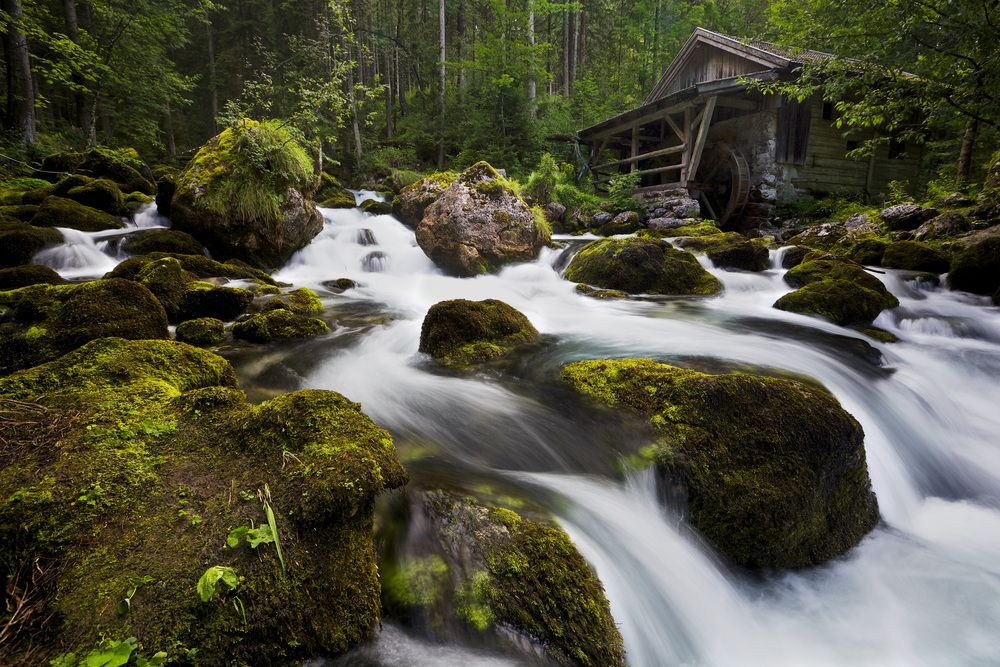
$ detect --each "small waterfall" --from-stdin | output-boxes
[362,250,388,272]
[357,228,378,246]
[33,227,119,279]
[130,203,169,229]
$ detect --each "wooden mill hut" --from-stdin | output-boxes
[576,28,923,227]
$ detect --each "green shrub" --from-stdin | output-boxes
[607,170,641,213]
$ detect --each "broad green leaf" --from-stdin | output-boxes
[247,523,275,548]
[226,525,249,547]
[197,565,238,602]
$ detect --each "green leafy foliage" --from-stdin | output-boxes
[607,170,642,213]
[197,565,240,602]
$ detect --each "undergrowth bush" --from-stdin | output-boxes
[199,118,314,224]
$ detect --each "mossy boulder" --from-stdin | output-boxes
[784,257,895,299]
[881,240,950,273]
[415,163,549,277]
[845,238,889,266]
[132,258,255,324]
[948,237,1000,296]
[30,196,122,232]
[232,309,330,343]
[39,149,155,195]
[121,230,207,257]
[65,178,124,215]
[0,337,407,665]
[775,279,894,326]
[595,211,641,236]
[178,282,255,322]
[0,278,169,374]
[175,317,226,345]
[106,252,279,287]
[564,237,722,296]
[170,119,323,269]
[0,203,40,221]
[381,491,624,667]
[152,165,179,218]
[359,198,393,215]
[637,221,721,239]
[261,288,324,315]
[0,220,63,268]
[0,176,51,205]
[418,299,539,365]
[393,172,457,228]
[315,172,355,209]
[706,238,771,272]
[0,265,65,289]
[780,245,812,268]
[561,358,879,569]
[673,231,746,253]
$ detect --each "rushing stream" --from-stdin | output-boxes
[42,205,1000,666]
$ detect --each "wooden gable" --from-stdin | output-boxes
[645,29,793,103]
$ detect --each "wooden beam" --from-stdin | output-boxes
[594,162,685,184]
[685,95,718,186]
[587,99,697,141]
[664,114,685,143]
[592,144,686,171]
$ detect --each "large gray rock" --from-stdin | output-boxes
[914,213,971,241]
[647,216,688,230]
[393,173,456,228]
[415,162,549,277]
[170,121,323,270]
[880,203,938,231]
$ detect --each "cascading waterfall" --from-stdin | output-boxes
[273,207,1000,667]
[32,203,170,279]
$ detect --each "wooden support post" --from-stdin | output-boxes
[681,107,694,186]
[686,95,718,187]
[631,127,639,172]
[665,114,684,143]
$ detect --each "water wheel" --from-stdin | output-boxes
[691,143,750,225]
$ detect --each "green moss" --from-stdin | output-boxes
[106,252,279,287]
[393,172,458,227]
[949,238,1000,296]
[0,221,63,269]
[0,338,407,664]
[359,199,392,215]
[383,555,450,607]
[122,230,206,257]
[638,221,721,239]
[0,177,51,205]
[178,282,254,322]
[174,119,314,226]
[775,279,892,325]
[262,288,324,315]
[231,310,330,343]
[706,238,771,272]
[418,299,539,365]
[846,238,890,266]
[564,237,722,296]
[673,231,745,253]
[0,265,64,289]
[561,359,879,568]
[418,493,625,667]
[881,241,950,273]
[0,204,40,221]
[575,284,630,299]
[459,161,500,186]
[65,178,124,215]
[855,325,899,343]
[175,318,226,346]
[0,279,169,374]
[31,196,121,232]
[784,258,897,305]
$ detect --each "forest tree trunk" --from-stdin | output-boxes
[2,0,36,144]
[956,118,979,191]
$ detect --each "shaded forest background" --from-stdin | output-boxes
[1,0,997,189]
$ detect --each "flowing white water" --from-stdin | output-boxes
[286,207,1000,666]
[32,203,171,279]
